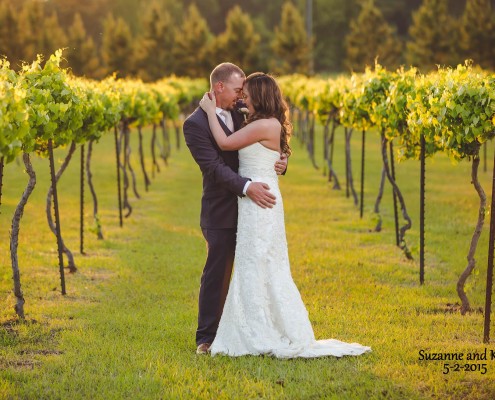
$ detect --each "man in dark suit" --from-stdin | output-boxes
[183,63,287,354]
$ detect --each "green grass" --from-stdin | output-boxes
[1,123,495,399]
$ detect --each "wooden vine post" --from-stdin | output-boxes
[138,126,151,192]
[420,135,426,284]
[174,119,181,150]
[328,121,340,189]
[457,149,486,315]
[10,153,36,319]
[308,112,318,169]
[0,156,4,214]
[46,142,77,273]
[48,139,66,295]
[484,148,495,343]
[160,118,171,165]
[2,56,30,319]
[389,141,400,247]
[381,132,413,260]
[120,120,138,218]
[114,125,123,227]
[80,144,85,254]
[373,167,386,232]
[323,115,330,177]
[329,121,336,181]
[360,130,365,218]
[484,142,487,173]
[86,140,104,239]
[151,124,161,178]
[344,128,358,205]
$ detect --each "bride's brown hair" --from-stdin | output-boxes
[243,72,292,156]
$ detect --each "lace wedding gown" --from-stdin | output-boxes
[210,142,371,358]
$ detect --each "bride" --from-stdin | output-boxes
[199,72,371,358]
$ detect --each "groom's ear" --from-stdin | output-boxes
[214,81,224,93]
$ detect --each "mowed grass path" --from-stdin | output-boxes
[1,124,495,399]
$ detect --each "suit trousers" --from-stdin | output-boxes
[197,228,236,345]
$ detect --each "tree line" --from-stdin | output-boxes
[0,0,494,79]
[0,1,311,79]
[347,0,495,72]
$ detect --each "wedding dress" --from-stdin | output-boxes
[210,142,371,358]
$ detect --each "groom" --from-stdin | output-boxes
[183,62,288,354]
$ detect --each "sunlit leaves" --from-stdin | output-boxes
[279,62,495,162]
[0,59,29,163]
[0,49,207,161]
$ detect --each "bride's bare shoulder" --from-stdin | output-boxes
[250,118,281,131]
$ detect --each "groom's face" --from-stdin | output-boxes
[216,73,245,111]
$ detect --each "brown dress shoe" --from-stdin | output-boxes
[196,343,211,355]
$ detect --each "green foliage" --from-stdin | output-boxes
[0,2,23,68]
[211,6,261,74]
[0,49,206,159]
[0,60,29,163]
[344,0,402,72]
[172,4,214,78]
[155,76,208,119]
[278,64,495,162]
[101,14,135,78]
[385,67,420,158]
[406,0,459,71]
[3,0,494,77]
[313,0,356,72]
[459,0,495,70]
[68,76,122,143]
[271,1,311,75]
[407,63,495,160]
[135,1,175,82]
[38,12,68,59]
[15,1,44,63]
[19,50,84,154]
[7,2,68,66]
[45,0,114,39]
[66,13,101,79]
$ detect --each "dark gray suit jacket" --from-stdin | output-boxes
[183,108,248,230]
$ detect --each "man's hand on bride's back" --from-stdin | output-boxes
[246,182,276,208]
[275,153,288,175]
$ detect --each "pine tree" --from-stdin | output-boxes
[313,0,356,72]
[344,0,402,72]
[16,1,44,63]
[406,0,458,71]
[0,2,23,67]
[135,1,175,81]
[101,13,136,78]
[14,3,67,63]
[39,12,68,58]
[66,13,101,78]
[172,4,214,77]
[459,0,495,70]
[212,6,261,73]
[271,1,311,75]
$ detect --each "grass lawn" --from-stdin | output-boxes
[1,122,495,399]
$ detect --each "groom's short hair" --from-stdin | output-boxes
[210,63,245,87]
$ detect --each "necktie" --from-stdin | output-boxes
[220,110,234,131]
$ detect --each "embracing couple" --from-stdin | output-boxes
[183,62,371,358]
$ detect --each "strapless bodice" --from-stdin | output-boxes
[238,142,280,181]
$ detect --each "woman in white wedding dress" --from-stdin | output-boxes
[199,73,371,358]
